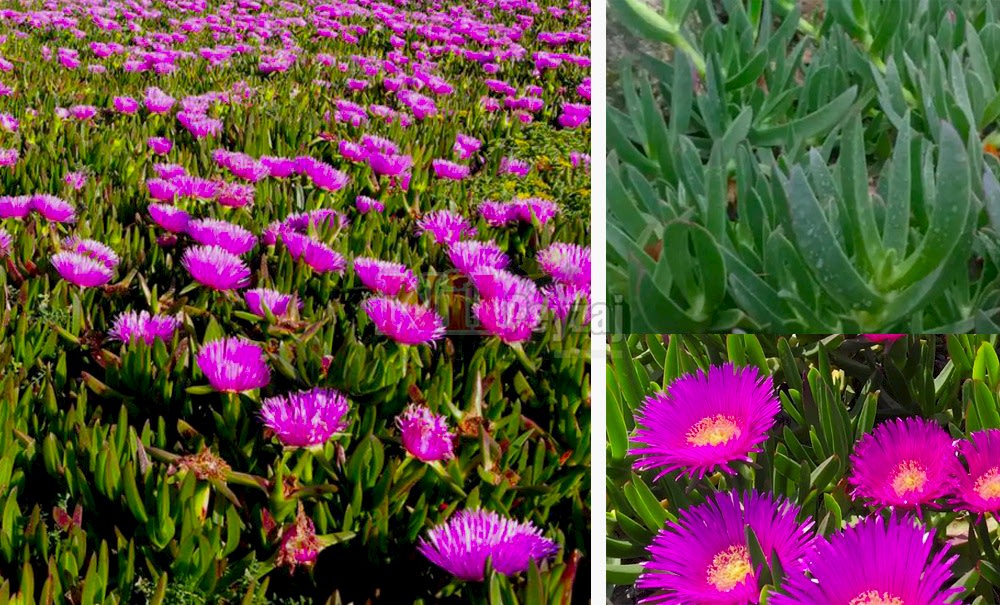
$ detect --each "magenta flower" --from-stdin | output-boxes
[0,195,33,218]
[638,490,814,604]
[771,515,961,605]
[368,152,413,176]
[631,364,781,480]
[362,297,446,345]
[260,156,297,178]
[543,282,591,322]
[245,288,296,318]
[144,87,175,114]
[261,387,351,448]
[353,257,417,295]
[154,163,186,180]
[62,237,119,268]
[418,510,558,581]
[68,105,97,120]
[0,148,19,167]
[449,240,509,274]
[453,133,482,159]
[848,417,959,510]
[108,311,181,345]
[469,268,537,300]
[51,252,114,287]
[181,245,252,290]
[64,171,87,190]
[31,195,76,223]
[148,203,190,233]
[113,96,139,113]
[148,137,172,155]
[954,429,1000,515]
[512,197,559,225]
[147,179,177,202]
[432,159,471,180]
[478,200,517,227]
[474,295,543,344]
[196,337,270,393]
[417,210,475,245]
[283,232,346,273]
[172,176,219,200]
[396,404,455,462]
[216,182,255,208]
[538,242,590,287]
[499,157,530,177]
[355,195,385,214]
[0,113,19,132]
[302,160,349,192]
[186,218,257,255]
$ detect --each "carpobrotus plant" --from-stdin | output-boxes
[0,0,590,601]
[609,335,1000,604]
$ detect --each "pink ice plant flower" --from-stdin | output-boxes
[418,510,558,581]
[953,429,1000,516]
[448,240,509,274]
[396,404,455,462]
[185,218,257,256]
[537,243,590,287]
[353,257,418,296]
[181,245,252,290]
[197,337,270,393]
[244,288,297,318]
[630,364,781,480]
[362,297,446,345]
[148,203,191,233]
[108,311,181,345]
[261,387,351,448]
[62,237,119,268]
[32,195,76,223]
[849,417,961,511]
[51,251,114,287]
[417,210,475,245]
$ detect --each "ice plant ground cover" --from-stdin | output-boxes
[607,0,1000,332]
[0,0,591,602]
[607,334,1000,604]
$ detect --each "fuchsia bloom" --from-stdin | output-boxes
[469,268,537,300]
[182,245,251,290]
[417,210,475,245]
[453,133,482,159]
[244,288,296,318]
[449,240,509,274]
[499,157,530,177]
[147,179,177,202]
[368,152,413,176]
[185,218,257,255]
[512,197,559,225]
[631,364,781,480]
[32,195,76,223]
[538,242,590,287]
[0,148,18,167]
[0,113,19,132]
[770,515,961,605]
[215,182,255,208]
[362,297,446,345]
[51,252,114,287]
[474,295,543,344]
[353,257,418,295]
[148,203,190,233]
[277,505,322,572]
[62,237,119,268]
[197,337,270,393]
[282,232,346,273]
[301,159,349,191]
[108,311,181,345]
[0,195,33,218]
[260,156,297,178]
[355,195,384,214]
[148,137,173,155]
[113,96,139,113]
[432,159,471,180]
[397,405,455,462]
[68,105,97,120]
[64,171,87,190]
[638,490,814,605]
[848,417,959,510]
[260,387,351,447]
[144,87,175,114]
[863,334,906,344]
[954,429,1000,515]
[479,200,517,227]
[543,282,590,322]
[154,163,186,180]
[418,510,558,581]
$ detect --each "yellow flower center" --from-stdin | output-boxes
[890,460,928,497]
[705,545,752,592]
[974,467,1000,501]
[686,414,741,447]
[849,590,904,605]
